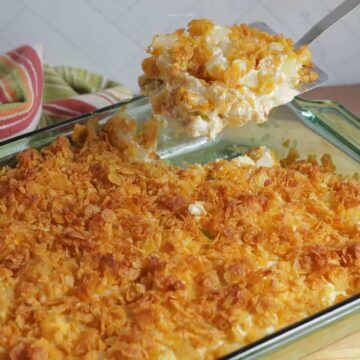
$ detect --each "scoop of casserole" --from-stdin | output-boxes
[139,19,318,138]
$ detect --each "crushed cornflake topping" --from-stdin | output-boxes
[139,18,318,139]
[0,120,359,359]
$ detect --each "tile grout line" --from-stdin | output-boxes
[117,0,202,50]
[111,0,141,26]
[17,2,127,73]
[113,0,141,33]
[0,4,26,33]
[118,49,144,70]
[234,2,263,25]
[258,0,297,36]
[87,0,145,52]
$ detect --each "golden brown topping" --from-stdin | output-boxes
[0,120,359,359]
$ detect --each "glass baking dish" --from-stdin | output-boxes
[0,96,359,359]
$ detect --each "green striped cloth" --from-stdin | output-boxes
[43,65,122,101]
[41,64,133,127]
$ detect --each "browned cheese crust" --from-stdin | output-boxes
[0,118,359,360]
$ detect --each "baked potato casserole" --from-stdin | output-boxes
[0,112,359,360]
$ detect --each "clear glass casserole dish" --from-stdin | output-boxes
[0,96,359,360]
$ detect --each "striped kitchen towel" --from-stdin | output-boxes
[0,44,43,140]
[42,65,132,125]
[0,44,132,141]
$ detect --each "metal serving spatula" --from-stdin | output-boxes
[252,0,360,95]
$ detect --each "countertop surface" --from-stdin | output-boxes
[301,84,360,117]
[301,84,360,360]
[303,331,360,360]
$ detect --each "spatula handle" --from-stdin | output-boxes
[295,0,360,47]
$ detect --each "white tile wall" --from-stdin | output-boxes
[1,0,359,91]
[0,0,24,31]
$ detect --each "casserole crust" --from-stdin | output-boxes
[0,117,359,359]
